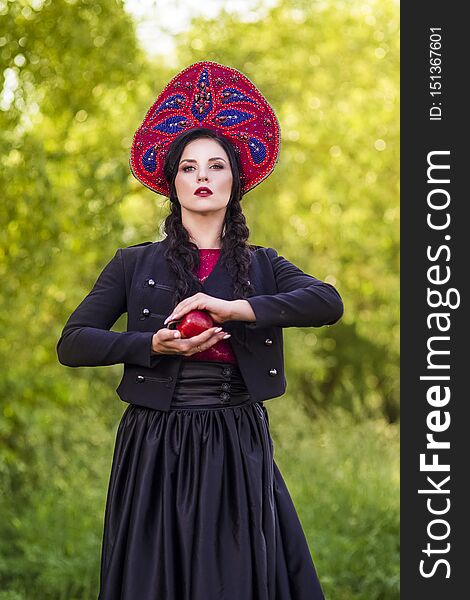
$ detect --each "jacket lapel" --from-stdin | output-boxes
[155,236,249,348]
[156,237,236,301]
[200,258,236,301]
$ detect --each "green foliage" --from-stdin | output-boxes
[0,390,121,598]
[175,0,399,422]
[1,0,399,597]
[269,396,400,599]
[0,389,398,599]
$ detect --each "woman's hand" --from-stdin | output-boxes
[152,325,231,357]
[163,292,235,326]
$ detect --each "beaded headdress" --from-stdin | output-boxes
[129,61,281,196]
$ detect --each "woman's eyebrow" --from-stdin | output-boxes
[179,157,227,164]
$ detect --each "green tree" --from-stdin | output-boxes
[0,0,399,597]
[173,0,400,421]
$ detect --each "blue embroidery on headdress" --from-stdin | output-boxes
[191,68,213,122]
[142,146,157,172]
[153,94,186,114]
[199,68,210,87]
[248,137,267,164]
[214,109,253,127]
[220,88,257,105]
[152,115,188,134]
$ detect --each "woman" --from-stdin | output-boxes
[57,62,343,600]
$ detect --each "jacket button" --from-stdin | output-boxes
[222,367,232,377]
[264,338,273,346]
[221,382,231,391]
[142,308,150,317]
[269,368,277,377]
[220,391,230,402]
[148,279,155,287]
[136,375,145,382]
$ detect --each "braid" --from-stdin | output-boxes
[161,127,257,310]
[162,195,255,310]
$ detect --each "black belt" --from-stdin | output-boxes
[170,360,252,408]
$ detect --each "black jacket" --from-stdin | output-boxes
[56,237,344,411]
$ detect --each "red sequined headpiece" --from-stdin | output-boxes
[129,61,281,196]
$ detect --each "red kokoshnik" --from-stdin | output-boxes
[129,61,281,196]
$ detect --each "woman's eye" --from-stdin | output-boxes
[181,164,223,172]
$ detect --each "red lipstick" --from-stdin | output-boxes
[194,187,213,196]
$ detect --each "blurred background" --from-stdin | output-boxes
[0,0,399,598]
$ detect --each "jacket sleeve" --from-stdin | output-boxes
[56,248,162,368]
[245,247,344,328]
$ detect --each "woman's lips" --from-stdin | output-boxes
[194,187,213,196]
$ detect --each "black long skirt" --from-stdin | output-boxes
[98,361,325,599]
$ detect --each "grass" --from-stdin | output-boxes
[1,390,399,599]
[268,396,400,599]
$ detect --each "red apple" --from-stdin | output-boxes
[173,310,214,338]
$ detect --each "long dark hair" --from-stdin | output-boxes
[162,127,256,307]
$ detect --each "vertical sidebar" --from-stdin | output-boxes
[401,3,468,597]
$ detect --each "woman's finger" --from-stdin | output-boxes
[186,329,230,355]
[160,327,230,356]
[164,293,211,325]
[164,303,205,325]
[160,327,182,346]
[191,326,225,342]
[164,305,191,325]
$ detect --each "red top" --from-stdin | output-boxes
[182,249,238,365]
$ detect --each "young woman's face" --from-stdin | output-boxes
[174,137,233,215]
